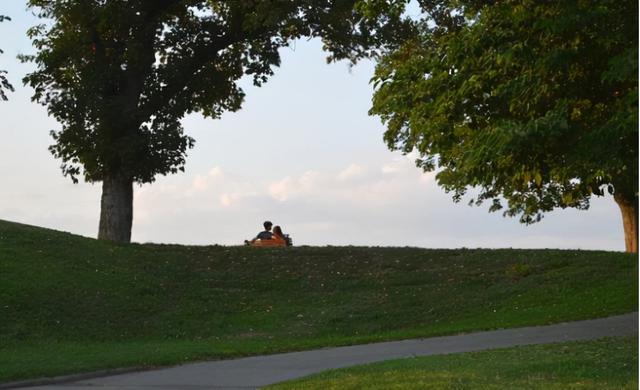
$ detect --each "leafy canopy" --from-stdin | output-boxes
[0,15,14,101]
[371,0,638,222]
[23,0,412,184]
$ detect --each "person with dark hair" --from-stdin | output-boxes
[256,221,273,240]
[272,225,284,238]
[273,225,292,246]
[245,221,273,245]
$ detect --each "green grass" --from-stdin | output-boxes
[268,337,638,389]
[0,219,637,383]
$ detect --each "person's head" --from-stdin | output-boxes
[263,221,273,231]
[273,225,283,237]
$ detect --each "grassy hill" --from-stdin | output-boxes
[0,219,637,383]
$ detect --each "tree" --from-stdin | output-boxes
[370,0,638,252]
[23,0,411,243]
[0,15,14,100]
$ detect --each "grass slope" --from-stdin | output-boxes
[0,219,637,382]
[268,337,638,389]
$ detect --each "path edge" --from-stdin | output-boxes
[0,367,145,389]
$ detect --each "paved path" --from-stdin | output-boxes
[18,313,638,390]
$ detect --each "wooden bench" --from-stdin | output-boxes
[249,238,287,247]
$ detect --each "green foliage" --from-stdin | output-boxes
[370,0,638,223]
[505,262,532,281]
[269,337,638,389]
[22,0,412,184]
[0,219,636,381]
[0,15,14,101]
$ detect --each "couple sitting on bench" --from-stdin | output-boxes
[246,221,292,247]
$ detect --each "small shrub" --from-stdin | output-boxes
[506,263,532,281]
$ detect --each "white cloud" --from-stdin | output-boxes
[190,166,224,193]
[268,170,319,201]
[299,170,320,188]
[220,193,239,207]
[381,163,400,174]
[420,171,436,183]
[192,175,208,191]
[268,177,294,202]
[208,166,224,178]
[337,163,365,181]
[264,158,431,212]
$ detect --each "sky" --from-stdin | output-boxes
[0,2,625,250]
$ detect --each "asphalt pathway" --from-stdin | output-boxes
[18,312,638,390]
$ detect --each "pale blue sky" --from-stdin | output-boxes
[0,2,624,249]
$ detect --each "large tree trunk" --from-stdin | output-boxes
[614,193,638,253]
[98,175,133,243]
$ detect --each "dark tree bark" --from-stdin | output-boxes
[98,175,133,243]
[614,193,638,253]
